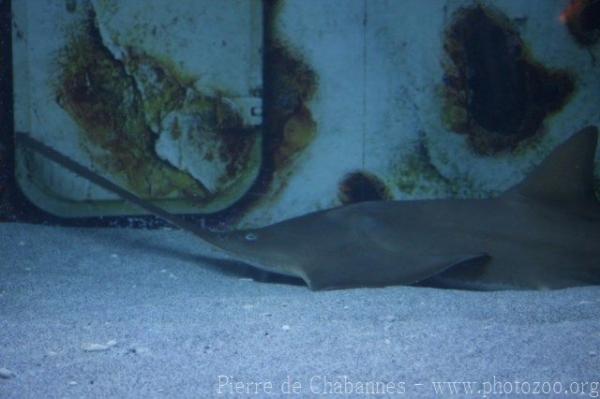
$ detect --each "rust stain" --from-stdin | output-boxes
[46,2,320,225]
[266,40,318,171]
[204,2,321,225]
[215,1,321,222]
[273,105,316,168]
[218,125,260,182]
[338,171,391,205]
[442,5,575,155]
[54,11,256,206]
[55,12,194,197]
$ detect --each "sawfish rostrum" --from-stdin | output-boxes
[16,126,600,290]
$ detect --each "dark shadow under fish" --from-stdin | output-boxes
[16,126,600,290]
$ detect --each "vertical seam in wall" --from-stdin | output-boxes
[362,0,367,170]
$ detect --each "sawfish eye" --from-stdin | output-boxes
[245,233,258,241]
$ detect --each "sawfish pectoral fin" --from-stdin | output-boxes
[418,253,495,290]
[302,252,492,291]
[437,253,492,274]
[414,253,493,286]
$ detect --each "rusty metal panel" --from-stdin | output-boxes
[13,0,263,217]
[11,0,600,227]
[239,0,599,228]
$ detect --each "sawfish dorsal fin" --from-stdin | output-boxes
[504,126,599,206]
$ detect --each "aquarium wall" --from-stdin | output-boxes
[2,0,599,227]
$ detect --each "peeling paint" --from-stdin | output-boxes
[442,5,575,155]
[54,9,259,208]
[49,2,317,220]
[55,11,201,198]
[123,51,190,133]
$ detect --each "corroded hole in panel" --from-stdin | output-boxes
[338,171,391,205]
[442,5,575,155]
[562,0,600,46]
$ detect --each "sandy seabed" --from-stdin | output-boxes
[1,222,599,398]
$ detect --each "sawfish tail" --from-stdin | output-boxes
[15,131,224,249]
